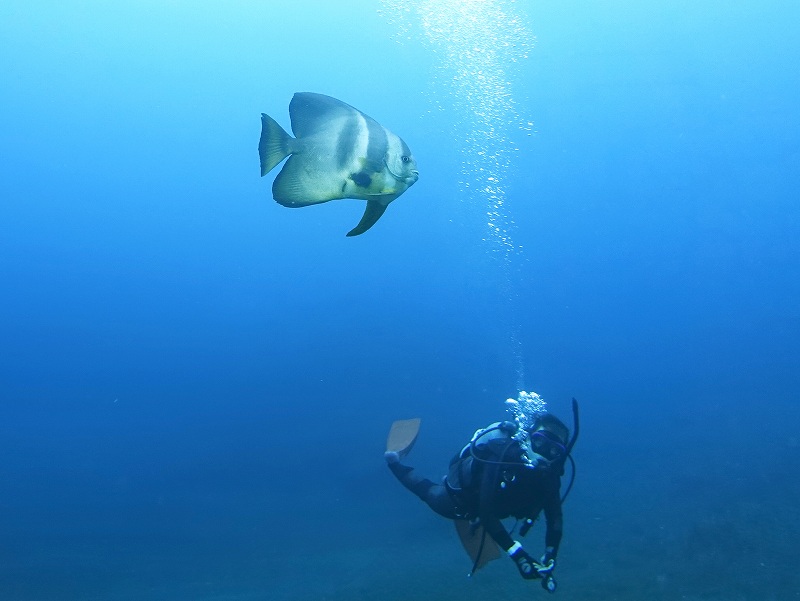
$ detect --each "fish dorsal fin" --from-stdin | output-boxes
[289,92,365,138]
[346,198,389,237]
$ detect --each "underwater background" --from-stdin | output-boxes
[1,1,799,600]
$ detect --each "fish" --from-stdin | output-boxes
[258,92,419,236]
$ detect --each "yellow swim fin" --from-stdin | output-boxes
[454,519,501,574]
[386,418,421,458]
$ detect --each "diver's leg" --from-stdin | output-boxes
[387,461,459,519]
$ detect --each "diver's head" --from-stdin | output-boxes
[530,414,569,444]
[527,414,570,466]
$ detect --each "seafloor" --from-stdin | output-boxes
[2,472,797,601]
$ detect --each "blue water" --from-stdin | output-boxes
[1,1,798,600]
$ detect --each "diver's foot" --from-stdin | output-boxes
[384,451,400,464]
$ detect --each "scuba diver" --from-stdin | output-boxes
[384,398,579,593]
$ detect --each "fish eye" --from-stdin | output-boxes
[401,156,410,163]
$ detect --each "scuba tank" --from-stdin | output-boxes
[449,397,581,497]
[446,420,520,496]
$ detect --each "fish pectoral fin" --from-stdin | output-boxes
[259,113,293,176]
[346,199,389,237]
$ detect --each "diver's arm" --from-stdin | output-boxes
[542,483,563,559]
[482,513,514,551]
[477,461,515,550]
[476,449,545,581]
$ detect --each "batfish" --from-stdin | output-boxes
[259,92,419,236]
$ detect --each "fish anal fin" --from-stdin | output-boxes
[273,156,340,207]
[346,199,389,237]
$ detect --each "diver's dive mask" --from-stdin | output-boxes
[529,430,567,463]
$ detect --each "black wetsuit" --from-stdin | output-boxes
[388,427,563,557]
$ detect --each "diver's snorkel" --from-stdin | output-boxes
[566,397,580,455]
[559,398,580,503]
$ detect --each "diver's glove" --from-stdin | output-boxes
[539,547,556,572]
[507,542,540,580]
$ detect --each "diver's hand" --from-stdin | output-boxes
[507,542,541,580]
[538,548,556,574]
[538,549,557,593]
[536,558,555,576]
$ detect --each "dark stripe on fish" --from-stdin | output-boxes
[365,117,388,173]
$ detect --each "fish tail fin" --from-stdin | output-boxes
[259,113,292,176]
